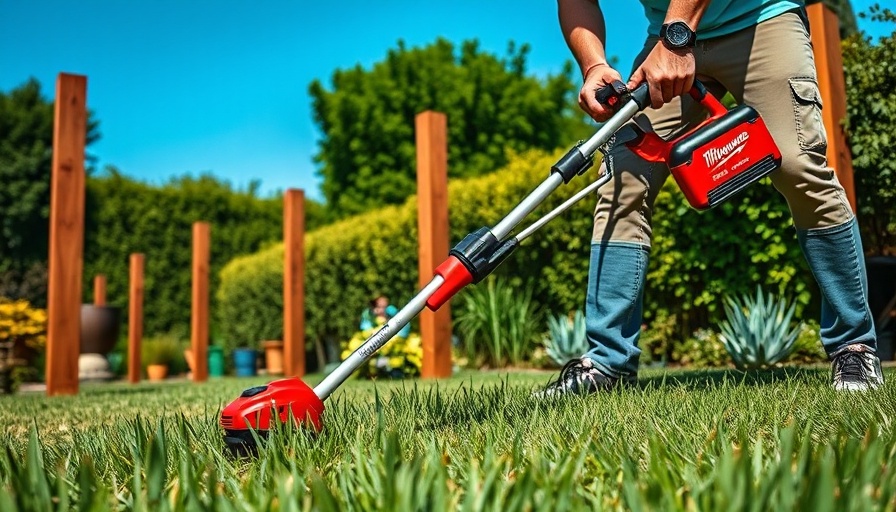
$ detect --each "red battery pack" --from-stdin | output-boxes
[627,83,782,210]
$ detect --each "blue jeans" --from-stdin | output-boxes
[584,241,649,378]
[585,218,877,376]
[798,217,876,355]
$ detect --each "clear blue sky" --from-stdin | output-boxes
[0,1,889,202]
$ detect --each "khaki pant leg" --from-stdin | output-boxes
[698,11,853,229]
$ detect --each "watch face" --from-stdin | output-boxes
[666,22,692,47]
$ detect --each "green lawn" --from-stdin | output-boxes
[2,367,896,511]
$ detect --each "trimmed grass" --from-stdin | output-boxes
[1,367,896,510]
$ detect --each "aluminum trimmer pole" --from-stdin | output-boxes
[313,83,647,403]
[313,276,445,400]
[490,97,640,240]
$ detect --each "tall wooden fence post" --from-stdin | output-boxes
[46,73,87,396]
[93,275,106,306]
[415,111,452,379]
[191,222,210,382]
[128,254,144,384]
[807,3,857,212]
[283,189,306,377]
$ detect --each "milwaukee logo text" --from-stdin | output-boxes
[703,131,749,170]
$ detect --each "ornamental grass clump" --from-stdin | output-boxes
[454,277,542,367]
[718,286,801,370]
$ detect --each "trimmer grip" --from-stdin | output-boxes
[595,80,629,108]
[594,81,651,112]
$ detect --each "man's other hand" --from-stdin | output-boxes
[627,43,695,109]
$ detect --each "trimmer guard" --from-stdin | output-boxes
[221,377,324,454]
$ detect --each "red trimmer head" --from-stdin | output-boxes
[221,377,324,455]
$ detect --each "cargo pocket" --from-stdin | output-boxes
[788,78,828,151]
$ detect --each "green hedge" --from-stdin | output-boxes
[217,148,814,363]
[84,170,283,337]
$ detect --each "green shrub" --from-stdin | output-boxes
[843,7,896,254]
[83,171,283,339]
[543,310,587,366]
[0,298,47,388]
[786,320,827,365]
[672,328,731,368]
[216,246,284,357]
[719,287,802,370]
[141,334,184,370]
[454,277,543,367]
[639,312,678,366]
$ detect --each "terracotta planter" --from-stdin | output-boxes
[263,340,284,375]
[184,349,195,374]
[147,364,168,381]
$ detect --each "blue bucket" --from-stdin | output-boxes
[232,348,258,377]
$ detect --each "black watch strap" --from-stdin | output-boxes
[660,21,697,49]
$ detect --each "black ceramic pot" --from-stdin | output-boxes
[80,304,121,355]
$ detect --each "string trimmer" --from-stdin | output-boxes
[220,80,781,454]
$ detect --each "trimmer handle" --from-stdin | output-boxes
[625,79,731,163]
[595,80,651,111]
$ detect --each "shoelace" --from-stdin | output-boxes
[834,352,870,382]
[547,358,592,389]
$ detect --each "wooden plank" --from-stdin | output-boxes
[283,189,306,377]
[93,275,106,306]
[128,254,144,384]
[191,222,210,382]
[415,111,452,378]
[807,3,857,212]
[46,73,87,396]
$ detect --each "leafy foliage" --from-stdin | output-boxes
[719,287,802,370]
[453,277,543,367]
[544,310,588,367]
[0,298,47,351]
[141,333,184,368]
[309,38,586,219]
[672,328,732,368]
[83,169,283,337]
[843,6,896,254]
[0,299,47,390]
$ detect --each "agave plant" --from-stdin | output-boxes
[718,286,802,370]
[544,310,589,366]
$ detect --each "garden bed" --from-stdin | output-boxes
[1,367,895,510]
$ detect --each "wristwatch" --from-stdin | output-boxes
[659,21,697,50]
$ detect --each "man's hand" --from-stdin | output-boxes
[579,63,624,122]
[627,43,696,109]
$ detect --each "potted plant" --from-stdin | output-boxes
[262,340,284,375]
[142,335,181,381]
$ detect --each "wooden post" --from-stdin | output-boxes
[807,3,857,212]
[283,189,306,377]
[415,111,452,378]
[93,275,106,306]
[46,73,87,396]
[191,222,210,382]
[128,254,144,384]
